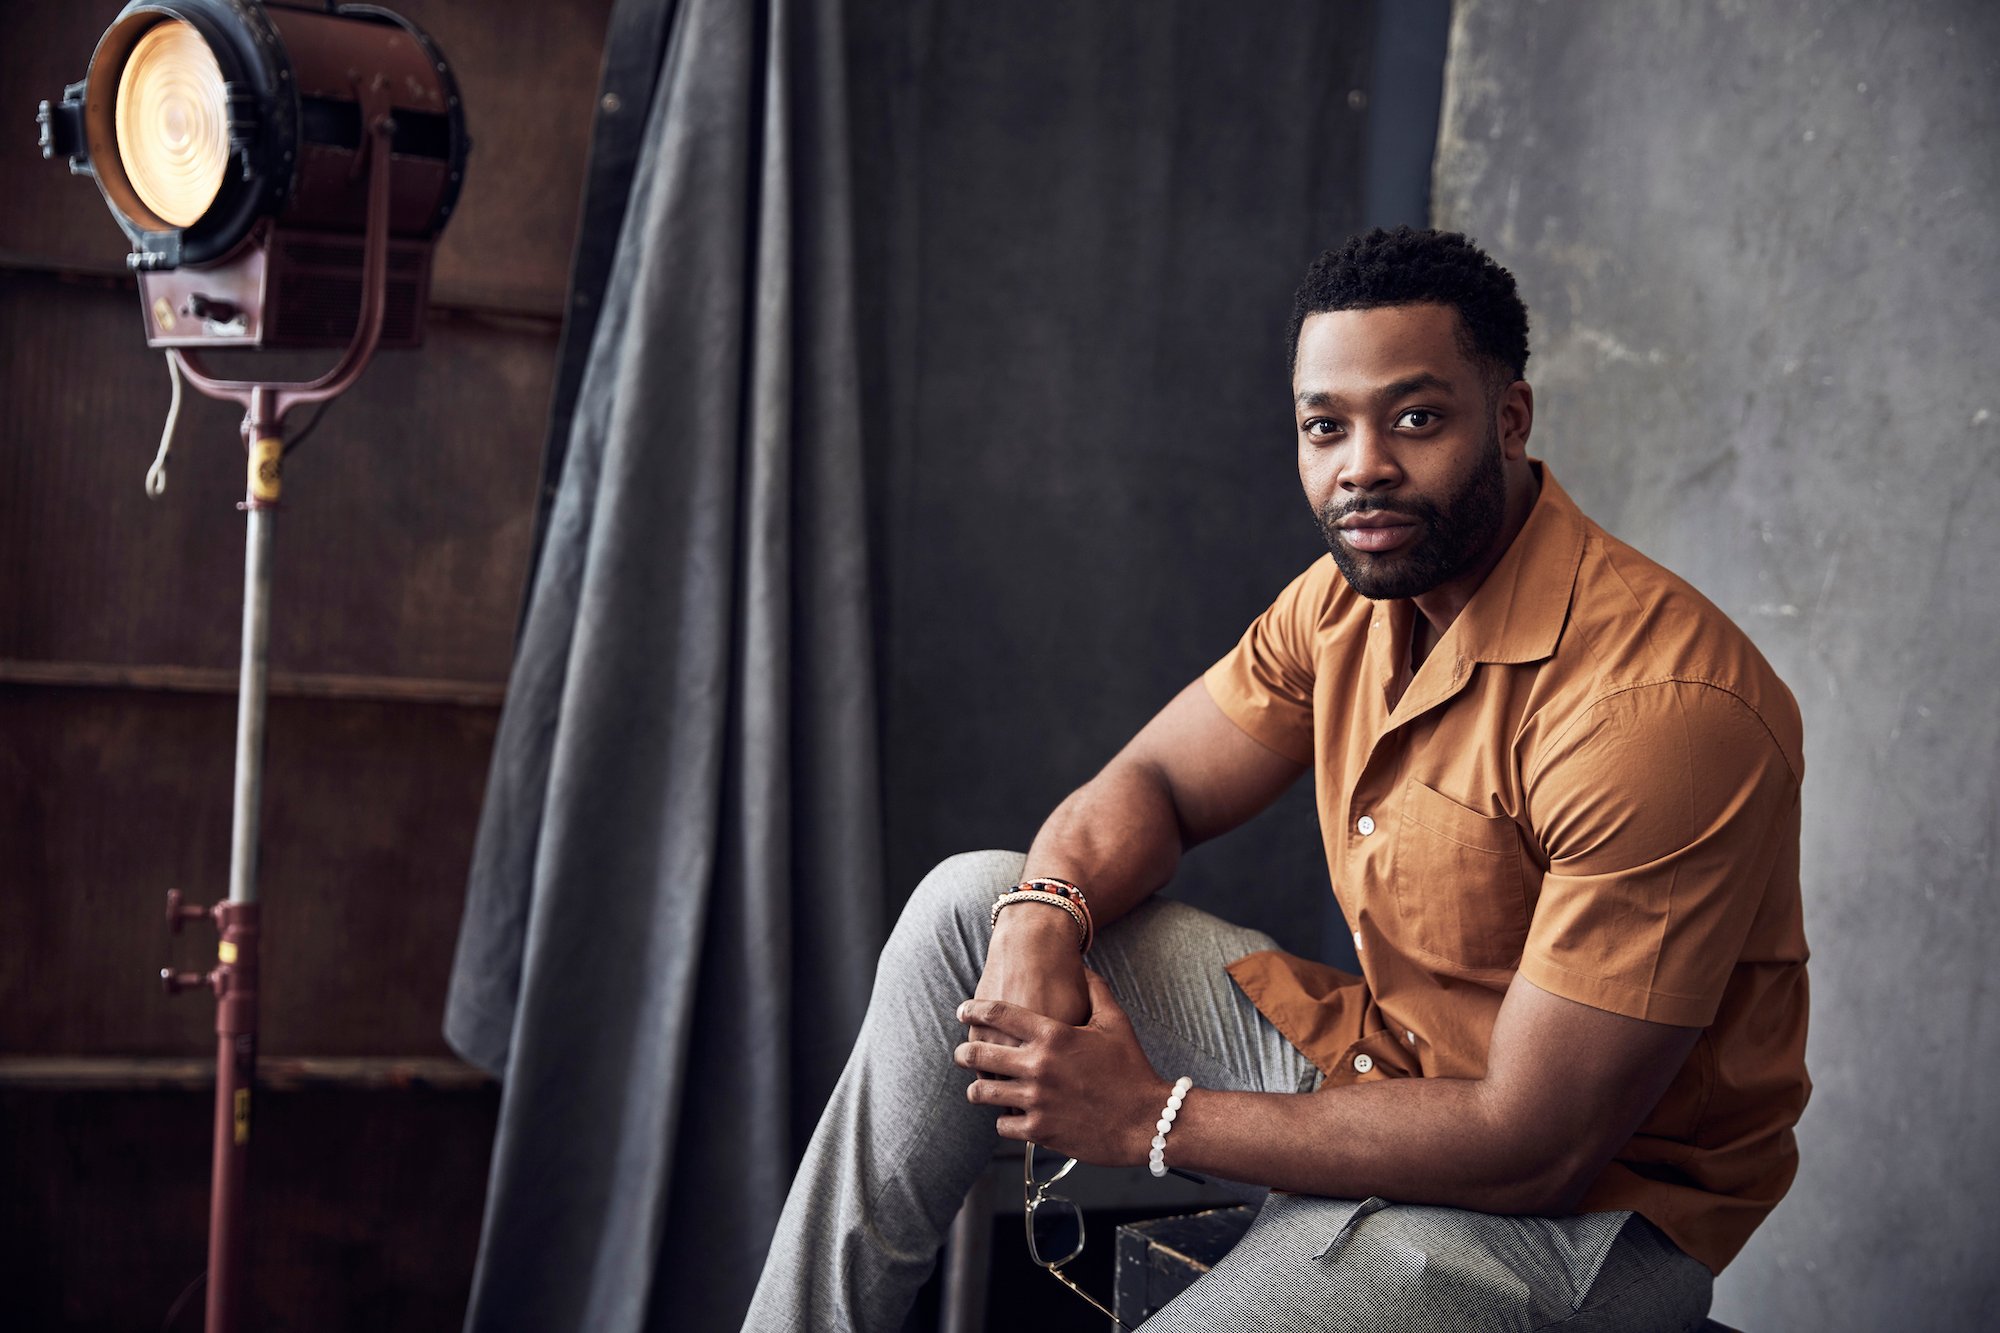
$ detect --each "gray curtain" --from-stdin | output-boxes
[443,0,882,1326]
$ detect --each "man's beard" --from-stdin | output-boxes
[1316,425,1508,601]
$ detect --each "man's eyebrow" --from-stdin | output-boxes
[1294,373,1458,412]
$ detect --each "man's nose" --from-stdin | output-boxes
[1338,426,1402,493]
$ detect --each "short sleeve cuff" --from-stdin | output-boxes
[1517,953,1718,1028]
[1202,663,1314,764]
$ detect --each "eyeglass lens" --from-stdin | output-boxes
[1028,1195,1084,1268]
[1022,1145,1133,1331]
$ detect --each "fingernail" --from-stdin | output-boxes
[955,1002,968,1021]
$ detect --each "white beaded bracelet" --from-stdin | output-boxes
[1147,1075,1195,1178]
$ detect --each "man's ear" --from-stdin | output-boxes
[1497,379,1534,460]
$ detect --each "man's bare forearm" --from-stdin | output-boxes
[1152,974,1695,1216]
[972,756,1188,1033]
[1021,757,1186,931]
[1008,681,1304,938]
[975,681,1304,1030]
[1162,1078,1583,1217]
[959,972,1696,1217]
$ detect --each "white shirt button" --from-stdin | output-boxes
[1353,1054,1374,1074]
[1352,930,1363,951]
[1406,1030,1418,1044]
[1356,815,1376,836]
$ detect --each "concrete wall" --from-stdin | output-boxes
[1433,2,2000,1326]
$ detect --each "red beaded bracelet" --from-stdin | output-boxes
[1013,877,1095,952]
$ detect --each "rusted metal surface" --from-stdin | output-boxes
[0,270,548,681]
[265,4,468,237]
[135,228,438,350]
[0,686,500,1057]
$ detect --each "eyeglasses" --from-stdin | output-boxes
[1023,1142,1132,1330]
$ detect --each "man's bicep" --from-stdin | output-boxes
[1485,972,1702,1210]
[1118,680,1309,847]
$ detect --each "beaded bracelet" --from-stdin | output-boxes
[989,889,1088,951]
[1014,877,1096,952]
[1148,1076,1195,1177]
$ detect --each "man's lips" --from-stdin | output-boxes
[1336,513,1418,553]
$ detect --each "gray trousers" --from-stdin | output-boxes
[742,851,1714,1331]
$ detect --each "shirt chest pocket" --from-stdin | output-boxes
[1388,778,1531,974]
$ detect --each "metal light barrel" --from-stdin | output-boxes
[46,0,469,348]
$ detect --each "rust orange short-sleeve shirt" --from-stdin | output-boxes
[1204,463,1809,1274]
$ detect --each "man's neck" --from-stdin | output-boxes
[1410,613,1440,672]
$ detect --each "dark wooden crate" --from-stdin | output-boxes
[1113,1205,1256,1325]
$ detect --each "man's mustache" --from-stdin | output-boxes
[1319,496,1436,524]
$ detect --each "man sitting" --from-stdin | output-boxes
[743,227,1809,1331]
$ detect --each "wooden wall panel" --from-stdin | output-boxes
[0,1,616,1324]
[0,271,550,681]
[1,686,498,1056]
[0,0,615,315]
[0,1084,498,1332]
[0,0,133,267]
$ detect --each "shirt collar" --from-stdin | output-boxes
[1443,459,1588,666]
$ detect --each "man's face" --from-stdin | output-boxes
[1292,304,1516,602]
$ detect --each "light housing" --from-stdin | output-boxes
[40,0,470,349]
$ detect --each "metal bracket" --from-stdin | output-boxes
[37,94,86,167]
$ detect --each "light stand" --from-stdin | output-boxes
[155,106,396,1332]
[38,4,468,1328]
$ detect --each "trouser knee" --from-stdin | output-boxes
[877,849,1026,980]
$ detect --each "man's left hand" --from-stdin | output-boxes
[955,969,1172,1165]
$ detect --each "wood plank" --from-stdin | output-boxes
[0,658,505,707]
[0,1055,492,1091]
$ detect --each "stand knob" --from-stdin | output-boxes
[166,888,212,933]
[161,967,215,996]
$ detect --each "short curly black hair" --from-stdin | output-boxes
[1287,227,1530,386]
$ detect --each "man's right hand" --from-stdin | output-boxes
[969,901,1089,1059]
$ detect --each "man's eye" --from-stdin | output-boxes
[1304,418,1340,438]
[1397,409,1438,430]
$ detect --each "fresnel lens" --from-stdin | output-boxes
[117,19,231,228]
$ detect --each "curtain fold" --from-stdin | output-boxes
[444,0,882,1325]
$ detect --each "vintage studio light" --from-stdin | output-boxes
[41,0,469,350]
[38,4,468,1330]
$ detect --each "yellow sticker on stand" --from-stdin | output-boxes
[249,436,283,503]
[218,940,238,964]
[234,1088,251,1144]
